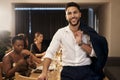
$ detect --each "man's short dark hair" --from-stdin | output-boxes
[65,2,81,12]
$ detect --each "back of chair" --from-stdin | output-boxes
[0,62,3,80]
[15,72,37,80]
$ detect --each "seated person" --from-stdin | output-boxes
[17,33,41,63]
[0,63,2,80]
[30,32,48,58]
[2,35,36,79]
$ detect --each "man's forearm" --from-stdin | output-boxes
[81,43,92,55]
[42,58,52,75]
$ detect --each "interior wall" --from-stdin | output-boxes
[0,0,14,34]
[97,0,120,56]
[98,3,111,56]
[110,0,120,56]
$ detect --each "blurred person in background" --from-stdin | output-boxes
[30,32,47,58]
[3,35,36,80]
[17,33,41,64]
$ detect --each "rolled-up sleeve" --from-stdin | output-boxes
[44,29,61,59]
[89,47,96,57]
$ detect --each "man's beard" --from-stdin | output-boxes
[69,18,80,27]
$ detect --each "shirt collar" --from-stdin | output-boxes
[65,25,71,33]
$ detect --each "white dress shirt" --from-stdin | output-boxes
[44,26,95,66]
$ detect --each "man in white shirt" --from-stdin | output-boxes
[38,2,108,80]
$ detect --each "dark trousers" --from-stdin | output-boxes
[61,65,99,80]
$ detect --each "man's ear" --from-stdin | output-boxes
[65,14,68,21]
[79,12,82,18]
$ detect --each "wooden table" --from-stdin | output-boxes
[30,60,62,80]
[30,70,60,80]
[30,52,62,80]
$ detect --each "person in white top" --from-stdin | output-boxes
[38,2,108,80]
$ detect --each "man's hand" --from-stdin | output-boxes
[37,58,52,80]
[37,73,47,80]
[81,43,92,55]
[75,30,83,44]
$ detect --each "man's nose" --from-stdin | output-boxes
[71,13,75,17]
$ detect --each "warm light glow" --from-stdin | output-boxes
[0,25,11,32]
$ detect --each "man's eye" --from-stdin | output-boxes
[73,11,78,14]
